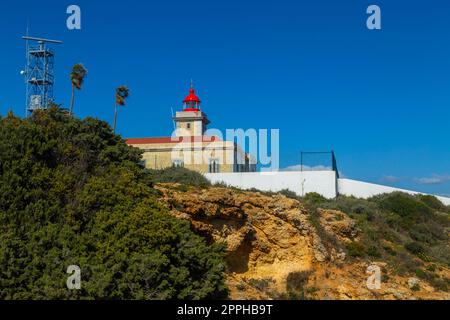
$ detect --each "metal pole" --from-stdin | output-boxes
[300,152,303,172]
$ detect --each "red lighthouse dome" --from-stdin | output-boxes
[183,85,201,112]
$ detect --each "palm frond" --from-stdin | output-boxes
[116,85,130,106]
[70,63,88,90]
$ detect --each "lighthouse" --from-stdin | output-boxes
[173,84,210,137]
[126,83,256,173]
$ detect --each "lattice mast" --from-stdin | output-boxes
[22,36,62,115]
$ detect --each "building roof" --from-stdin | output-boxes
[126,136,221,145]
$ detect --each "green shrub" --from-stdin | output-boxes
[307,208,343,252]
[405,242,426,256]
[426,264,437,272]
[286,271,311,300]
[248,278,273,291]
[414,269,448,291]
[373,192,433,221]
[213,181,230,188]
[416,194,446,211]
[414,268,433,281]
[174,184,190,192]
[279,189,300,200]
[392,251,422,275]
[429,277,448,291]
[0,107,227,300]
[302,192,328,205]
[304,191,449,276]
[415,269,426,279]
[383,245,397,256]
[367,246,381,258]
[146,166,211,188]
[411,283,420,291]
[351,204,369,214]
[408,222,446,245]
[236,282,246,291]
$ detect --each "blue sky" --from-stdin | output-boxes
[0,0,449,196]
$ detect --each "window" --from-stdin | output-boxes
[208,158,220,173]
[187,123,191,129]
[172,159,184,168]
[139,159,147,168]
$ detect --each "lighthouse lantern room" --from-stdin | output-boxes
[173,84,210,137]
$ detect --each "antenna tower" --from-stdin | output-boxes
[22,36,63,115]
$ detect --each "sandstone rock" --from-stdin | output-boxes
[389,289,404,300]
[318,209,359,243]
[408,278,420,289]
[155,184,450,300]
[337,250,346,262]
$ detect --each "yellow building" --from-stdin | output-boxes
[126,85,256,173]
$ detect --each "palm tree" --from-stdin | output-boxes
[69,64,88,116]
[113,85,129,133]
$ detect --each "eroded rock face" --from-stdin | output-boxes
[157,185,318,297]
[318,209,360,243]
[156,184,450,300]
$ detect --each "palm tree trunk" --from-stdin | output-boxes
[69,85,75,116]
[113,103,118,133]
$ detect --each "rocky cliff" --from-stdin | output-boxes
[156,184,450,300]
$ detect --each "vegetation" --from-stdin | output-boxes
[146,167,211,188]
[0,107,228,300]
[69,64,88,116]
[346,242,366,258]
[285,271,312,300]
[295,191,450,278]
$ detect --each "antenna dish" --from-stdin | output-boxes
[22,36,63,44]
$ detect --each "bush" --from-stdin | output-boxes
[367,246,381,258]
[429,277,448,291]
[346,242,366,258]
[286,271,311,292]
[405,242,426,256]
[426,264,437,272]
[411,283,420,291]
[383,245,397,256]
[416,194,446,211]
[351,204,369,214]
[408,222,446,245]
[307,208,343,252]
[0,108,227,300]
[279,189,300,200]
[304,190,449,278]
[286,271,311,300]
[302,192,328,205]
[248,278,273,291]
[372,192,433,221]
[146,166,211,188]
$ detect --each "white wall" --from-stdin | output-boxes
[204,171,337,199]
[338,178,450,206]
[204,172,450,206]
